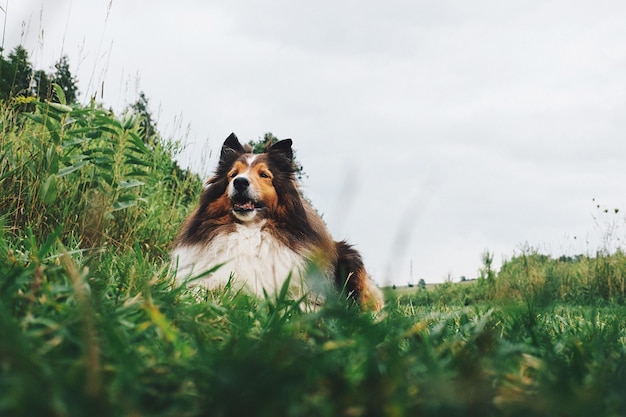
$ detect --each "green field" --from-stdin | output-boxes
[2,96,626,416]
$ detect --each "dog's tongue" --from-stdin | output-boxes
[234,201,255,211]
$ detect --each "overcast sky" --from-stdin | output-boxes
[10,0,626,285]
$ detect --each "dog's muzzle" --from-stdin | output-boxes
[231,176,263,213]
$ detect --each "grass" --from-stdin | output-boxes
[2,97,626,416]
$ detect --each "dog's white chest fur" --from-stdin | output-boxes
[171,221,311,298]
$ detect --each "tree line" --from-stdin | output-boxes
[0,44,162,147]
[0,45,79,104]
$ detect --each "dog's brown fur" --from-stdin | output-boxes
[172,133,383,310]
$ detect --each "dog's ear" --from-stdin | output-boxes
[267,139,296,174]
[220,133,245,162]
[268,139,293,161]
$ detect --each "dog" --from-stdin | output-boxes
[171,133,383,310]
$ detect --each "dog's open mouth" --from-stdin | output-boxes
[232,200,263,212]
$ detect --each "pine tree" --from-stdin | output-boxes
[129,91,158,144]
[52,55,78,104]
[0,46,33,99]
[0,49,8,99]
[33,70,53,101]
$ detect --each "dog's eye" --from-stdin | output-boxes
[259,171,270,179]
[229,171,238,178]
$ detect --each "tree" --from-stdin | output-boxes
[479,250,496,286]
[247,132,306,181]
[51,55,78,104]
[128,91,158,145]
[8,46,32,97]
[0,50,11,99]
[33,69,53,101]
[0,45,33,99]
[248,132,279,154]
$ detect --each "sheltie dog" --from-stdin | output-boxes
[171,133,384,310]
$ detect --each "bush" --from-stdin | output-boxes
[0,96,201,258]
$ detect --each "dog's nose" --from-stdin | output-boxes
[233,176,249,191]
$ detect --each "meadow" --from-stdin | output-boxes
[2,95,626,416]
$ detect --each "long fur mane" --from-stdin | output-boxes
[172,133,383,310]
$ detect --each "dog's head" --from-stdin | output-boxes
[216,133,298,223]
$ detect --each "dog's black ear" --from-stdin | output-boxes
[220,133,245,161]
[268,139,293,161]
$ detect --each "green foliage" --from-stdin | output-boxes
[0,96,201,256]
[394,244,626,308]
[391,278,493,308]
[51,56,79,104]
[0,46,33,99]
[2,232,626,417]
[33,69,53,102]
[2,92,626,416]
[495,248,626,305]
[245,132,274,154]
[0,46,78,105]
[127,91,158,145]
[248,132,306,181]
